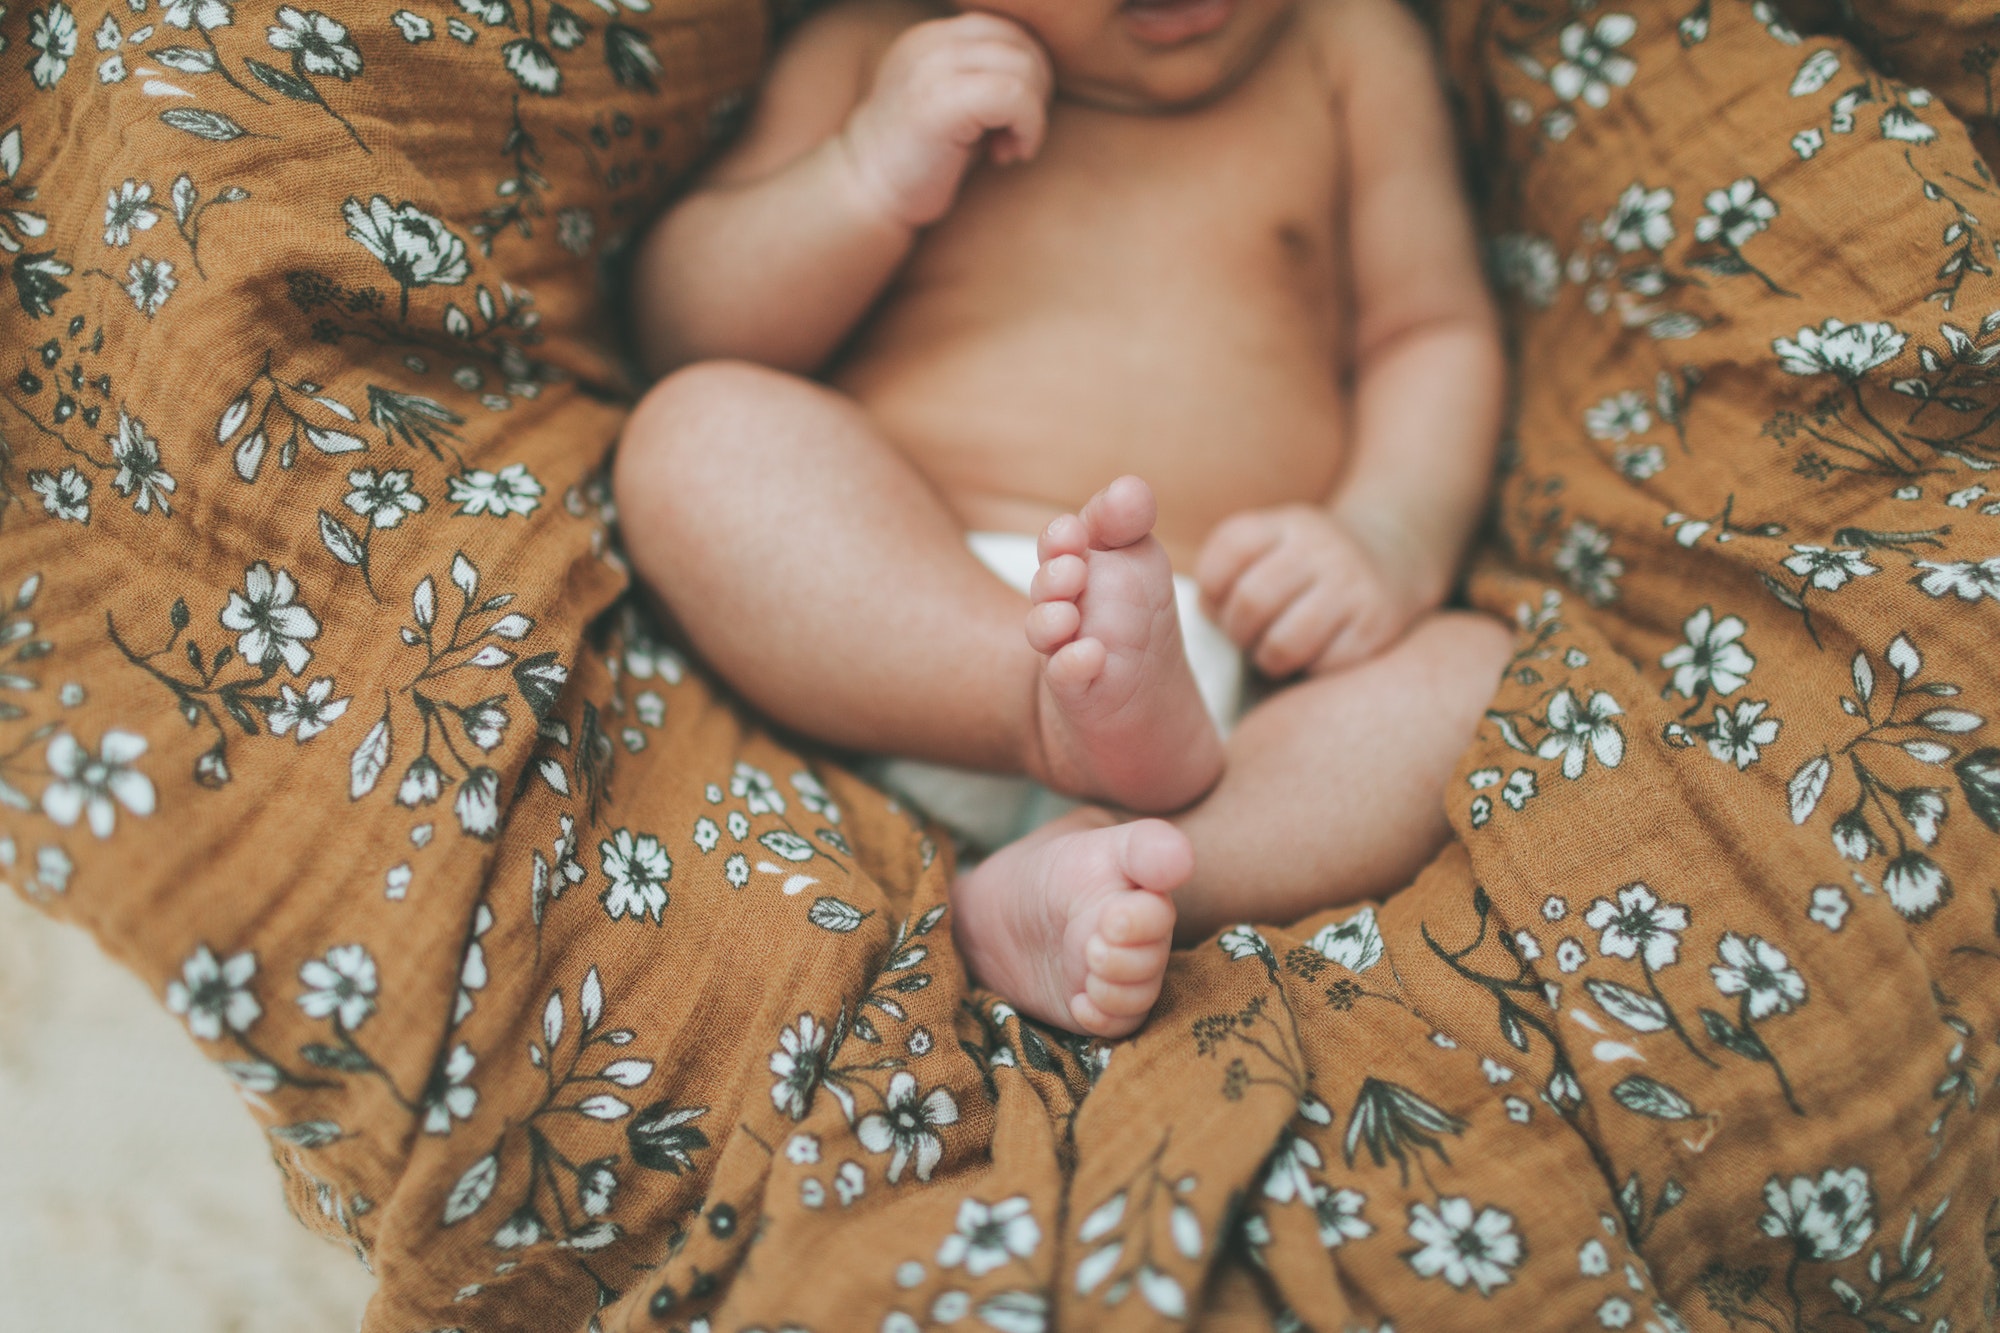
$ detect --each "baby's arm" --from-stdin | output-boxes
[631,2,1051,378]
[1198,1,1502,678]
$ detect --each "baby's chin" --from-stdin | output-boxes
[1057,0,1293,113]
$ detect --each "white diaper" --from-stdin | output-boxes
[869,531,1245,851]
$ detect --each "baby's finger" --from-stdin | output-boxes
[1216,552,1313,651]
[1251,584,1345,679]
[1314,605,1398,675]
[1194,512,1281,607]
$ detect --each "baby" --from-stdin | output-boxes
[615,0,1512,1037]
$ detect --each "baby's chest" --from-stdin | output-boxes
[914,76,1346,308]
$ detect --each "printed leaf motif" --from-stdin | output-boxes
[349,711,390,799]
[1954,749,2000,833]
[1789,753,1830,824]
[269,1119,344,1148]
[1790,49,1840,97]
[1699,1008,1768,1062]
[319,510,364,567]
[806,896,865,932]
[153,46,218,73]
[627,1101,709,1174]
[1585,978,1671,1033]
[160,109,251,142]
[1610,1075,1697,1121]
[442,1149,499,1225]
[759,830,814,862]
[245,57,319,102]
[1137,1266,1187,1319]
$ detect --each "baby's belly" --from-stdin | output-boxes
[832,318,1348,570]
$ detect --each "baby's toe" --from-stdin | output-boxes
[1115,819,1194,896]
[1025,600,1082,655]
[1038,513,1090,564]
[1045,637,1107,694]
[1068,991,1145,1039]
[1030,553,1087,604]
[1087,932,1169,984]
[1080,476,1157,551]
[1098,890,1176,949]
[1084,968,1163,1020]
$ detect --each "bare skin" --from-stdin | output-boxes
[616,0,1510,1036]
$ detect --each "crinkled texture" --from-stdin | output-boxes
[3,1,1999,1331]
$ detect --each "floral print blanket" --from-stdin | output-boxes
[3,0,1999,1329]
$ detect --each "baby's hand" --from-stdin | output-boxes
[1196,506,1427,678]
[840,14,1053,229]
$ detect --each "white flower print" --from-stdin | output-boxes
[102,179,159,246]
[391,9,430,41]
[31,466,89,521]
[937,1196,1039,1276]
[1781,544,1878,591]
[1614,443,1664,480]
[556,206,595,255]
[164,944,261,1039]
[1758,1167,1874,1262]
[1808,885,1849,931]
[1911,557,2000,603]
[1793,127,1824,159]
[1601,184,1675,254]
[268,7,360,78]
[344,468,425,528]
[298,943,379,1030]
[856,1071,959,1183]
[108,409,175,514]
[421,1043,478,1133]
[42,728,155,837]
[1553,520,1623,606]
[1537,689,1626,779]
[342,195,469,315]
[1711,933,1806,1019]
[124,255,175,316]
[599,828,671,924]
[725,853,750,888]
[1316,1188,1372,1248]
[546,5,584,50]
[1881,852,1951,921]
[1550,15,1638,109]
[1578,1238,1610,1277]
[1584,883,1688,970]
[1773,319,1906,380]
[731,762,786,815]
[1707,700,1780,769]
[163,0,233,30]
[770,1014,828,1120]
[220,562,320,674]
[785,1133,820,1165]
[448,463,543,517]
[1218,925,1270,962]
[1694,177,1777,248]
[265,676,350,741]
[1597,1297,1633,1328]
[502,37,559,94]
[1308,906,1383,973]
[29,2,78,88]
[1490,232,1559,308]
[1405,1197,1522,1296]
[1660,607,1754,699]
[1585,390,1652,440]
[1555,936,1587,973]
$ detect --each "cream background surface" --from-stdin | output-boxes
[0,889,375,1331]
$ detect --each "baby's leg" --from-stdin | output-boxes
[952,611,1509,1037]
[1169,611,1515,941]
[613,363,1220,809]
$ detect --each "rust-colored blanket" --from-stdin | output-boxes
[3,0,1997,1328]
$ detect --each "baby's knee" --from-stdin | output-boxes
[615,360,779,509]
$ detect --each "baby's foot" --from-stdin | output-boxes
[952,810,1191,1037]
[1025,476,1224,813]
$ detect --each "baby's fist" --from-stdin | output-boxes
[842,14,1053,228]
[1196,507,1423,678]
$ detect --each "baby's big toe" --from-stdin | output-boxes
[1080,475,1158,551]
